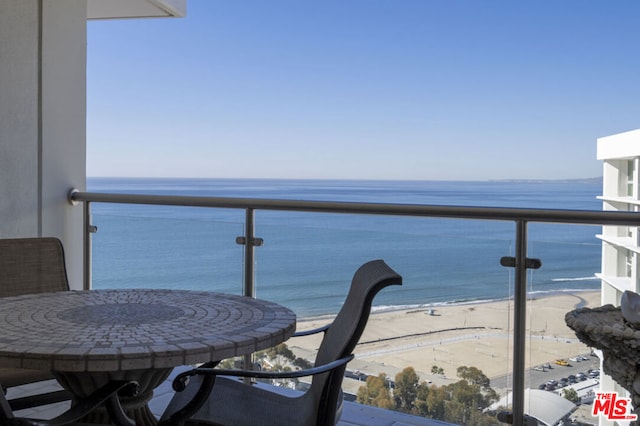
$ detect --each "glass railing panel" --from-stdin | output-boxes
[84,202,606,425]
[90,205,245,294]
[254,213,514,425]
[526,223,602,423]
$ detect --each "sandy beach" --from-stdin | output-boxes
[288,291,600,391]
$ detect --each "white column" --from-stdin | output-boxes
[0,0,87,289]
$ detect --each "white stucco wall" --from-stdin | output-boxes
[41,1,87,290]
[0,0,87,289]
[0,1,41,236]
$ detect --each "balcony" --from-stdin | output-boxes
[8,367,450,425]
[7,184,640,425]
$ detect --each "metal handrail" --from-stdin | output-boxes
[69,189,640,225]
[68,188,640,426]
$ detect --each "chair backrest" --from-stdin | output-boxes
[307,259,402,425]
[0,237,70,296]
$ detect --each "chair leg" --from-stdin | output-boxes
[0,389,15,423]
[159,374,217,426]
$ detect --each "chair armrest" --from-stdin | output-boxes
[292,323,330,337]
[173,354,354,392]
[5,380,138,426]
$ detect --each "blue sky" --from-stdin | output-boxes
[87,1,640,180]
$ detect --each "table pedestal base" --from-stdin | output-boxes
[54,368,172,426]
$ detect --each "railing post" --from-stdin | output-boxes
[499,221,541,426]
[237,207,264,298]
[69,188,94,291]
[512,220,528,426]
[243,208,256,298]
[83,201,92,290]
[239,208,265,380]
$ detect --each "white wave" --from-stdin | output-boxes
[372,304,425,312]
[372,287,603,314]
[551,276,599,282]
[371,298,505,313]
[528,288,599,296]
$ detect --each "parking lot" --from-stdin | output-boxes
[490,354,600,391]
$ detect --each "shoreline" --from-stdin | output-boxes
[289,290,600,390]
[295,287,600,321]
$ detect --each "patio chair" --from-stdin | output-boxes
[0,237,72,411]
[160,259,402,426]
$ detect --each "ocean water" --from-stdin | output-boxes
[88,178,603,317]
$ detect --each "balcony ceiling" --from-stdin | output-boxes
[87,0,186,20]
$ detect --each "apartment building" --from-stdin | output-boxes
[596,128,640,425]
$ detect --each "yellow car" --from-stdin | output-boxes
[555,359,569,366]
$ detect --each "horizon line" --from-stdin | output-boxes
[86,176,603,183]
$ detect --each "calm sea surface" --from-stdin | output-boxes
[88,178,603,317]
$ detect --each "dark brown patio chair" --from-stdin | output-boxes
[0,237,72,411]
[160,259,402,426]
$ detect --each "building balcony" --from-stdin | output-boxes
[8,367,451,425]
[597,194,640,206]
[6,185,639,425]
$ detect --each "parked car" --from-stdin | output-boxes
[555,359,570,366]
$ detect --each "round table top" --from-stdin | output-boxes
[0,289,296,372]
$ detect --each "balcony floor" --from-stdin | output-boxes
[7,366,451,425]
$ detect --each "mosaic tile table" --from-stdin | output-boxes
[0,289,296,425]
